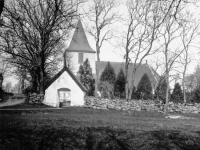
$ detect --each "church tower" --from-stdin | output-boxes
[65,19,96,75]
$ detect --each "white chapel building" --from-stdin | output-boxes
[43,19,95,107]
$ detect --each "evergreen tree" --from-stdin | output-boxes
[99,62,116,98]
[171,82,183,103]
[154,77,168,103]
[78,59,95,96]
[114,68,125,98]
[192,85,200,103]
[136,73,152,100]
[100,62,116,86]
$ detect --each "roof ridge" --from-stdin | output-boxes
[146,63,158,83]
[96,61,148,65]
[45,67,86,92]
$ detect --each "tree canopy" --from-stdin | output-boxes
[0,0,80,93]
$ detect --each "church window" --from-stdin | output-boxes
[78,53,83,64]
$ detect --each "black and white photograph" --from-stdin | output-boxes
[1,0,200,149]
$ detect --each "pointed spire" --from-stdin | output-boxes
[66,19,96,53]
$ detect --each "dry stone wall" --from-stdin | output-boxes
[29,93,44,103]
[84,97,200,113]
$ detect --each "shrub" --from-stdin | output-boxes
[78,59,95,96]
[114,68,125,99]
[171,83,183,103]
[100,62,116,87]
[98,81,114,99]
[136,73,152,100]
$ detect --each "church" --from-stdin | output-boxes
[43,19,159,107]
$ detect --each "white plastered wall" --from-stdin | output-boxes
[43,71,85,107]
[69,52,96,75]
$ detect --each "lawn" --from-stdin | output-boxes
[1,105,200,150]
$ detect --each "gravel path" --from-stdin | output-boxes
[0,99,25,107]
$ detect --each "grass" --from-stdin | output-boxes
[0,103,52,109]
[1,105,200,149]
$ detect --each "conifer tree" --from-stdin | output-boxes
[100,62,116,86]
[192,85,200,103]
[171,82,183,103]
[78,59,95,96]
[114,68,125,98]
[154,77,168,103]
[136,73,152,100]
[99,62,116,98]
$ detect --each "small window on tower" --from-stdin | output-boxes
[78,53,83,64]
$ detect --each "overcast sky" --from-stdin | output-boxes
[70,1,200,75]
[3,0,200,87]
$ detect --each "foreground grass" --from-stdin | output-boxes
[1,106,200,149]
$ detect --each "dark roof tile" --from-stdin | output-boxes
[66,19,96,53]
[96,61,159,89]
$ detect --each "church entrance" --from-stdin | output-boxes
[58,88,71,107]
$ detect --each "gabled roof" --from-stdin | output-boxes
[45,66,87,92]
[96,61,160,89]
[66,19,96,53]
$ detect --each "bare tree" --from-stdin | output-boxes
[178,13,199,103]
[119,0,191,100]
[0,0,81,94]
[121,0,166,100]
[159,15,184,113]
[85,0,120,97]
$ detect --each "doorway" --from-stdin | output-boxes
[58,88,71,107]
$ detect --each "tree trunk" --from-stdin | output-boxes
[125,56,129,100]
[125,81,129,100]
[0,73,3,89]
[164,73,169,114]
[39,68,45,94]
[95,44,100,98]
[128,79,134,100]
[183,73,186,103]
[39,56,45,94]
[128,67,136,100]
[21,78,25,93]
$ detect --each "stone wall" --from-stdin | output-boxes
[84,97,200,113]
[29,93,44,103]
